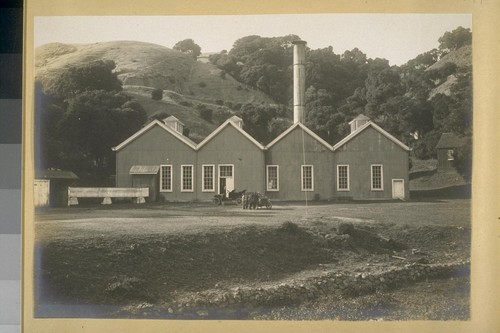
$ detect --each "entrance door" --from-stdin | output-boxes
[392,179,405,200]
[218,165,234,197]
[34,179,50,207]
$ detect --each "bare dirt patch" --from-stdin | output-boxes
[34,200,470,320]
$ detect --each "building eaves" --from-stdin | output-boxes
[265,122,334,151]
[436,133,466,149]
[333,121,411,152]
[111,120,197,152]
[196,118,265,151]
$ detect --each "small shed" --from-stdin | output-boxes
[129,165,160,201]
[34,169,79,207]
[436,133,466,171]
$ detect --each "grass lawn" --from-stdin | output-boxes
[34,199,471,320]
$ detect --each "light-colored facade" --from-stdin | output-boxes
[113,114,410,202]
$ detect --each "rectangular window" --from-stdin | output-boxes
[301,165,314,191]
[266,165,279,191]
[181,165,194,192]
[447,149,455,161]
[337,165,350,191]
[160,165,172,192]
[202,165,215,192]
[371,164,383,191]
[219,165,233,177]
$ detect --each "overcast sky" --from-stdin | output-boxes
[35,14,471,66]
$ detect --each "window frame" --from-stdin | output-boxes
[447,149,455,161]
[218,164,234,177]
[337,164,350,191]
[181,164,194,192]
[202,164,215,192]
[159,165,173,192]
[371,164,384,191]
[301,165,314,192]
[266,165,279,191]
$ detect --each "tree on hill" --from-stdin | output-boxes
[58,91,147,179]
[438,26,472,54]
[173,39,201,59]
[46,59,122,98]
[240,104,291,144]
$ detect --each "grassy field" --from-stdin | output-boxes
[34,199,470,320]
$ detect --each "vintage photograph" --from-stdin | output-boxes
[32,13,472,320]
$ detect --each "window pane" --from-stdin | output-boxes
[161,165,171,191]
[203,166,214,191]
[267,166,278,190]
[338,165,348,190]
[302,165,313,191]
[372,165,382,190]
[220,165,232,177]
[182,166,193,191]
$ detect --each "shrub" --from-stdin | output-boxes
[337,222,354,235]
[179,101,192,107]
[198,81,207,88]
[213,108,233,125]
[236,85,243,91]
[199,108,213,122]
[215,99,224,106]
[151,88,163,100]
[279,221,299,233]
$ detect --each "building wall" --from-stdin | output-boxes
[334,127,409,200]
[115,122,410,202]
[196,125,265,201]
[266,127,334,201]
[115,125,197,201]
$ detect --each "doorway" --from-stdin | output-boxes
[392,179,405,200]
[218,165,234,198]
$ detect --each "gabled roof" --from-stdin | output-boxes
[265,122,334,151]
[436,133,466,149]
[112,120,197,152]
[196,117,265,150]
[333,121,411,152]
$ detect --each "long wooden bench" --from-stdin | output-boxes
[68,187,149,205]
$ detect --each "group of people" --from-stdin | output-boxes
[241,191,272,209]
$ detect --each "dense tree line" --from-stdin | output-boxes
[35,60,147,184]
[210,27,472,178]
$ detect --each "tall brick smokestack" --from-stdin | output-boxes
[292,40,307,124]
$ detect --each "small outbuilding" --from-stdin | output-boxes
[436,133,466,171]
[34,169,79,207]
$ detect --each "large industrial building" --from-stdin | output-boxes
[113,41,410,202]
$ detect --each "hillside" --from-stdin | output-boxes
[35,41,276,139]
[427,45,471,99]
[427,45,472,71]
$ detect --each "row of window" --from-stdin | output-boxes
[159,164,384,193]
[267,164,384,192]
[160,164,233,192]
[335,165,384,191]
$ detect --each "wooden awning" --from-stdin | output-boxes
[129,165,160,175]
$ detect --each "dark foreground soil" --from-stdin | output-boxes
[34,200,470,320]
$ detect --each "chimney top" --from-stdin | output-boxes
[292,40,307,45]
